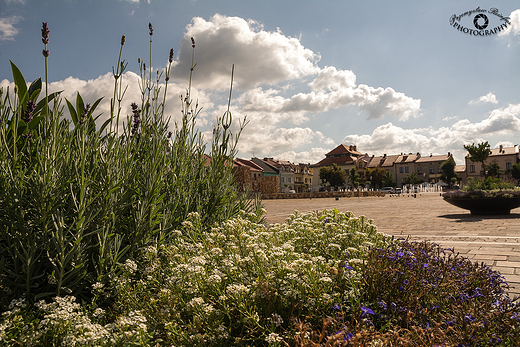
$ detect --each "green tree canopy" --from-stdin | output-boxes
[403,171,422,185]
[440,156,458,187]
[348,167,361,188]
[319,164,347,188]
[365,167,386,189]
[382,171,395,187]
[510,163,520,181]
[486,162,500,178]
[464,141,490,177]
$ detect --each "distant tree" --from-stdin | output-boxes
[348,167,361,188]
[403,171,422,185]
[365,167,386,189]
[511,163,520,181]
[440,156,458,187]
[464,141,491,177]
[319,164,347,189]
[382,171,395,187]
[486,162,500,178]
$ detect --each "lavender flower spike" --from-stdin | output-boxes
[169,48,174,63]
[41,22,49,44]
[149,23,153,36]
[191,37,195,48]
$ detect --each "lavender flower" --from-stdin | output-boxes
[121,35,126,46]
[332,303,341,311]
[42,49,50,57]
[131,102,141,135]
[22,100,36,123]
[148,22,153,36]
[79,103,91,125]
[191,37,195,48]
[41,22,49,44]
[169,48,174,63]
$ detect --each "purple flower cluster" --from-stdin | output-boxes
[130,102,141,135]
[22,100,36,123]
[41,22,50,57]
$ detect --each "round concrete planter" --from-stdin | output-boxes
[443,197,520,215]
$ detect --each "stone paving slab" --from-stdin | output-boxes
[262,194,520,298]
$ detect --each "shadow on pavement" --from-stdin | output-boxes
[439,213,520,222]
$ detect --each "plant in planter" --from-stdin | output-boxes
[443,142,520,215]
[443,175,520,215]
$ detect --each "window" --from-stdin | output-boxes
[288,177,291,183]
[282,177,285,183]
[507,162,512,170]
[438,167,442,173]
[359,162,363,169]
[399,167,403,173]
[470,165,475,173]
[405,167,409,173]
[417,167,422,174]
[429,167,434,174]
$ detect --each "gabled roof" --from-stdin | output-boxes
[455,165,466,173]
[325,144,362,158]
[310,156,355,168]
[415,154,450,163]
[366,155,385,168]
[233,158,263,172]
[381,155,400,167]
[395,153,420,164]
[251,157,279,174]
[489,145,518,156]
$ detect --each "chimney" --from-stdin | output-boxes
[448,152,451,157]
[353,145,357,151]
[500,144,503,152]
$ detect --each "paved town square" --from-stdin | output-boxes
[263,193,520,298]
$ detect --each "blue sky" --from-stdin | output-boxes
[1,0,520,164]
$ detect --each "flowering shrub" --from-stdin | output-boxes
[444,177,520,199]
[0,22,257,305]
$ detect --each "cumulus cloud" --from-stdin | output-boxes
[0,15,22,41]
[469,92,498,105]
[498,9,520,37]
[275,147,332,165]
[172,14,321,90]
[342,104,520,163]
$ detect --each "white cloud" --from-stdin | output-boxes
[172,14,321,90]
[498,9,520,37]
[275,147,332,165]
[5,0,25,4]
[0,15,22,41]
[469,92,498,105]
[237,80,421,122]
[0,71,213,133]
[342,104,520,164]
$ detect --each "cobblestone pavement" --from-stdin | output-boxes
[262,193,520,298]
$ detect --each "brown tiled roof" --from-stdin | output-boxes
[489,146,518,156]
[381,155,400,167]
[234,158,263,172]
[455,165,466,172]
[310,156,354,168]
[415,154,450,163]
[325,144,362,157]
[366,156,385,168]
[395,153,420,164]
[251,158,279,174]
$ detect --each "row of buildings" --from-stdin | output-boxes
[233,144,520,193]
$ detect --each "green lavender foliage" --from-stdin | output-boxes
[0,27,254,306]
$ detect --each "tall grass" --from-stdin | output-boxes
[0,23,257,306]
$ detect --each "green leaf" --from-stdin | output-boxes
[28,77,42,101]
[66,98,78,126]
[10,60,28,103]
[75,92,85,120]
[34,91,61,115]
